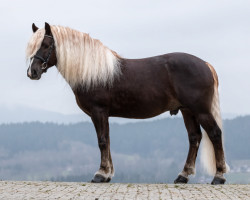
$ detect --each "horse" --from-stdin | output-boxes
[26,22,229,184]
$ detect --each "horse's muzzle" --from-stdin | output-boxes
[27,69,41,80]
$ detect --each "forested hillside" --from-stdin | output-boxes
[0,116,249,183]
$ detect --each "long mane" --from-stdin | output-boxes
[26,25,121,89]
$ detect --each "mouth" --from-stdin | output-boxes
[27,73,41,80]
[29,76,41,80]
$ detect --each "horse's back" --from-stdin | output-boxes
[118,53,215,114]
[122,52,214,93]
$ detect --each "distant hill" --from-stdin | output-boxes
[0,116,249,183]
[0,105,240,124]
[0,105,87,124]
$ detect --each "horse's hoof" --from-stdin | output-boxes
[106,177,111,182]
[91,174,110,183]
[211,176,226,185]
[174,175,188,184]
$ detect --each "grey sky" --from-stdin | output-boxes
[0,0,250,116]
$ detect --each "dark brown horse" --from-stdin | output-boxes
[26,23,229,184]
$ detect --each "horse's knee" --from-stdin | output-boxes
[98,136,108,149]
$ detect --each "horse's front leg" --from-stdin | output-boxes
[91,110,114,183]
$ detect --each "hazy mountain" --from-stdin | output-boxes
[0,116,249,184]
[0,105,240,125]
[0,105,87,124]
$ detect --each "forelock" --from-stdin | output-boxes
[26,28,45,61]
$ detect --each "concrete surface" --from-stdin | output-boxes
[0,181,249,200]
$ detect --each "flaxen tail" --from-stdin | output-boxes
[200,63,230,175]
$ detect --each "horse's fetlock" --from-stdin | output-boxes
[184,166,195,175]
[217,162,227,174]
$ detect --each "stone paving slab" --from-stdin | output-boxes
[0,181,249,200]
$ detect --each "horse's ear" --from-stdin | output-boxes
[32,23,38,33]
[45,22,52,35]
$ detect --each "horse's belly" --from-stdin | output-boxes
[110,92,181,119]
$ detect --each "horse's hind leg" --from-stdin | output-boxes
[197,113,227,184]
[108,149,115,181]
[174,109,202,184]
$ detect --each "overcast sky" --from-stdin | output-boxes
[0,0,250,116]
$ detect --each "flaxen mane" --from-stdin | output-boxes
[26,26,121,89]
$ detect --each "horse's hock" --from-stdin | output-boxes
[0,181,249,200]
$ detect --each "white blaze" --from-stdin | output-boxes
[28,58,34,76]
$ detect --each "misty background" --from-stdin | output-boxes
[1,0,250,117]
[0,117,249,184]
[0,0,249,183]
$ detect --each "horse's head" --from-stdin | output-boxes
[27,22,57,80]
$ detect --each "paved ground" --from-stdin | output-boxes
[0,181,249,200]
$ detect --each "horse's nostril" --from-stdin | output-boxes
[32,69,38,78]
